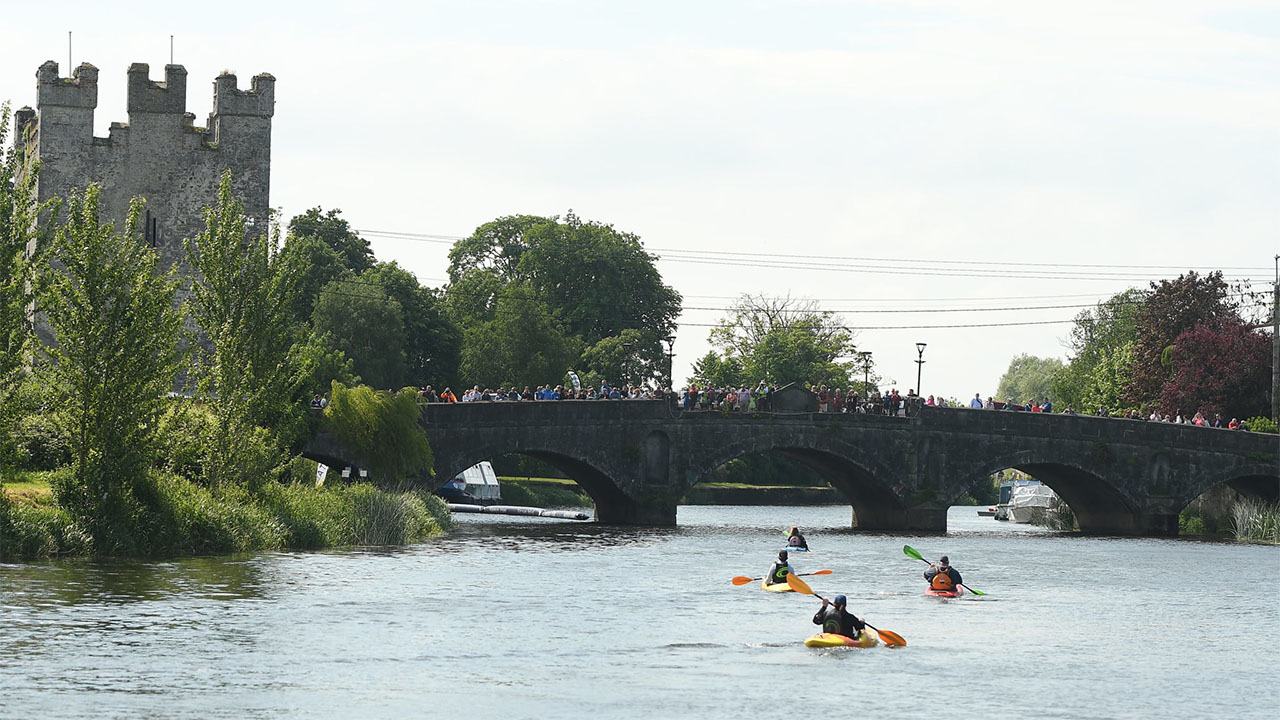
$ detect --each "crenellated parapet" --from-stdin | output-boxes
[17,59,276,348]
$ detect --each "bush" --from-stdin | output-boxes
[500,479,592,508]
[0,484,92,560]
[1232,498,1280,544]
[14,413,69,471]
[1242,416,1278,434]
[258,483,450,548]
[324,382,433,483]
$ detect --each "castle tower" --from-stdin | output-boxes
[16,60,275,287]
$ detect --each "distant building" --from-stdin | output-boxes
[13,60,275,341]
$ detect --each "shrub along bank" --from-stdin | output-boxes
[0,470,452,560]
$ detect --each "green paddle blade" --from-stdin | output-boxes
[902,545,926,562]
[961,584,986,596]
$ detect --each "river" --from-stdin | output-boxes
[1,505,1275,719]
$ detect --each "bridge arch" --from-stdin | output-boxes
[959,454,1141,534]
[435,444,630,522]
[687,436,911,531]
[1185,463,1280,506]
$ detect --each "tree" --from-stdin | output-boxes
[578,329,666,389]
[1052,289,1144,411]
[1128,271,1234,406]
[994,354,1064,405]
[185,171,306,490]
[458,283,582,389]
[445,212,681,383]
[324,381,433,485]
[0,103,55,462]
[689,350,744,388]
[1160,321,1270,420]
[37,187,184,550]
[708,293,860,388]
[361,261,461,389]
[288,207,374,274]
[312,279,407,390]
[277,232,349,325]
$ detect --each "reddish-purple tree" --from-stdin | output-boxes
[1159,320,1271,421]
[1128,271,1234,406]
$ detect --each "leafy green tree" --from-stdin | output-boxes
[288,207,374,274]
[1052,289,1143,410]
[0,104,55,463]
[37,186,184,550]
[312,279,407,390]
[185,171,307,490]
[361,261,461,389]
[324,381,433,485]
[689,350,744,388]
[446,213,681,383]
[579,329,665,388]
[708,294,859,388]
[459,283,582,389]
[994,354,1064,406]
[277,232,349,325]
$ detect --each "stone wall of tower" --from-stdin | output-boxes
[15,60,275,288]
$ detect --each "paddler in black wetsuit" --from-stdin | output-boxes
[785,526,809,550]
[812,594,865,639]
[924,555,963,592]
[766,550,792,586]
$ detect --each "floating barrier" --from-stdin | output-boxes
[447,503,591,521]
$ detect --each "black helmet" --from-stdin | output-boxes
[778,550,788,561]
[833,594,846,606]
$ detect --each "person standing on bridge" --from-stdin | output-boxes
[813,594,866,640]
[766,550,793,587]
[786,526,809,550]
[924,556,963,593]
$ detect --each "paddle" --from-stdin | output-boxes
[731,569,832,586]
[902,544,985,596]
[785,573,906,647]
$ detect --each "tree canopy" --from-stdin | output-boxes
[995,354,1064,405]
[702,293,862,389]
[445,212,680,386]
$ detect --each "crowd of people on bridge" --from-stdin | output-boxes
[394,377,1260,432]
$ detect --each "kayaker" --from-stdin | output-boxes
[812,594,865,640]
[766,550,792,586]
[786,526,809,550]
[924,556,963,592]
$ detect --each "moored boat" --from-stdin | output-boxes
[1007,482,1056,523]
[804,632,878,648]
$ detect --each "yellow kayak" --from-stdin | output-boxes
[804,632,879,648]
[762,580,795,593]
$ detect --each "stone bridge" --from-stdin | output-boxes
[303,401,1280,536]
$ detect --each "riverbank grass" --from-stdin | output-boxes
[0,470,452,560]
[1232,499,1280,544]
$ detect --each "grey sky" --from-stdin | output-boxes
[3,1,1276,397]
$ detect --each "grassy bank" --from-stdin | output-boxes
[494,476,842,508]
[0,470,452,561]
[498,477,592,508]
[1232,499,1280,544]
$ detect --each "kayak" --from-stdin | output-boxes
[781,546,809,552]
[804,632,879,648]
[924,586,964,598]
[762,580,795,593]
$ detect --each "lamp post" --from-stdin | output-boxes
[914,342,927,397]
[621,341,633,388]
[859,351,872,396]
[664,335,676,393]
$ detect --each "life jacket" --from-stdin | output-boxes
[787,535,804,547]
[820,608,857,637]
[930,567,956,591]
[770,562,790,584]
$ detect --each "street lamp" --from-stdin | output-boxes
[621,341,633,388]
[859,351,872,397]
[914,342,927,397]
[663,335,676,393]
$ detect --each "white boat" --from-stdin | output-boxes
[437,461,502,504]
[1006,482,1057,523]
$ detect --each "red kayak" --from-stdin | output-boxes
[924,586,964,598]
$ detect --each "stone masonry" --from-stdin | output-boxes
[14,61,274,342]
